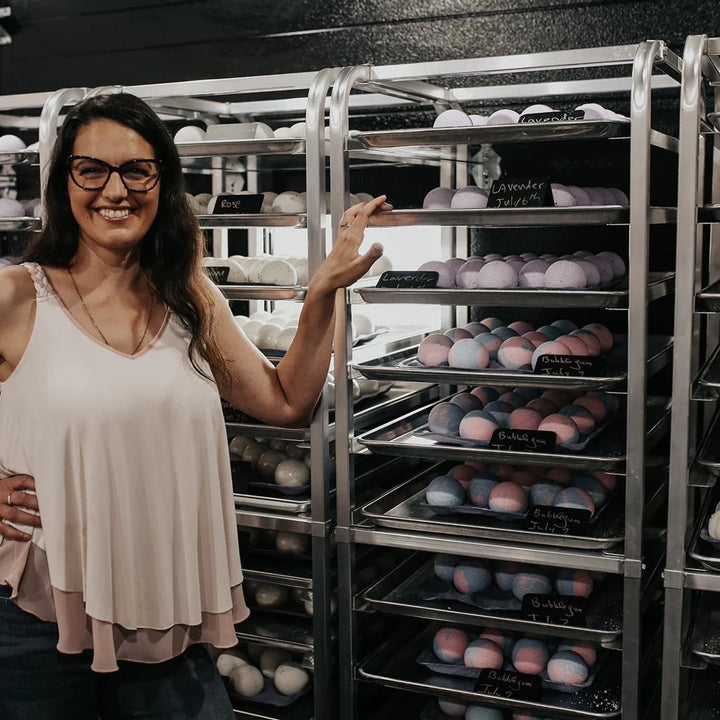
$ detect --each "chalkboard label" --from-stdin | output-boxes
[518,110,585,124]
[533,354,605,377]
[489,428,556,452]
[488,177,550,209]
[474,668,542,701]
[520,593,588,626]
[522,505,592,534]
[211,193,264,214]
[204,265,229,284]
[376,270,439,288]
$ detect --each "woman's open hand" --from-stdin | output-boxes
[0,474,40,541]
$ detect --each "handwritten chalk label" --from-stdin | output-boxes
[520,593,588,626]
[533,354,605,377]
[489,428,556,452]
[488,177,550,209]
[211,193,264,214]
[522,505,592,534]
[518,110,585,124]
[376,270,439,288]
[204,266,229,284]
[474,668,542,701]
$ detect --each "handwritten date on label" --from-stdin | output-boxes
[534,354,605,377]
[376,270,439,289]
[522,505,592,534]
[520,593,588,626]
[474,668,542,701]
[489,428,556,452]
[488,177,550,209]
[518,110,585,124]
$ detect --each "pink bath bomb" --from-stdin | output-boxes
[546,650,589,685]
[418,260,455,287]
[558,641,597,667]
[509,408,543,432]
[453,560,492,594]
[464,638,505,669]
[448,339,491,370]
[525,398,556,417]
[428,402,466,435]
[470,386,499,406]
[511,570,553,600]
[476,261,518,289]
[559,405,596,437]
[522,331,549,348]
[474,332,502,361]
[582,256,613,284]
[518,259,550,288]
[569,329,602,356]
[544,260,588,289]
[450,393,485,413]
[418,333,454,365]
[551,183,577,207]
[566,185,592,205]
[554,334,590,356]
[555,568,594,598]
[538,413,580,445]
[573,394,607,422]
[423,187,456,210]
[456,259,486,288]
[451,186,489,209]
[553,487,596,514]
[488,481,528,513]
[531,340,572,369]
[582,323,614,353]
[445,326,474,342]
[464,321,491,337]
[433,627,470,663]
[498,391,527,409]
[511,638,550,675]
[459,410,499,443]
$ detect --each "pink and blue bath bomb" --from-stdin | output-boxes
[433,627,469,663]
[497,337,535,370]
[448,338,491,369]
[480,317,505,331]
[453,560,493,594]
[558,640,597,667]
[569,474,608,507]
[434,553,461,582]
[459,410,500,443]
[470,386,500,406]
[555,568,594,598]
[425,476,466,508]
[418,333,454,366]
[559,405,596,437]
[479,629,515,659]
[450,392,485,413]
[488,481,528,514]
[474,332,503,361]
[445,326,474,343]
[465,706,504,720]
[529,482,560,507]
[512,569,553,600]
[428,402,466,435]
[491,326,519,341]
[469,476,499,507]
[483,400,514,427]
[494,561,523,592]
[553,487,596,515]
[546,650,589,685]
[464,638,505,669]
[511,638,550,675]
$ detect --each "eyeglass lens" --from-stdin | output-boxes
[69,157,160,192]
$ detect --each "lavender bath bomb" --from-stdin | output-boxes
[434,109,473,127]
[456,259,485,288]
[418,260,455,287]
[476,261,518,289]
[426,475,466,507]
[423,187,456,210]
[428,402,466,435]
[575,260,601,287]
[594,251,626,278]
[550,183,577,207]
[451,186,489,209]
[544,260,588,289]
[486,109,521,125]
[583,256,613,284]
[566,185,592,205]
[418,333,454,365]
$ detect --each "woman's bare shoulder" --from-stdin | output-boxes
[0,264,35,319]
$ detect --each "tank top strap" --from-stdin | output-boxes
[20,262,55,300]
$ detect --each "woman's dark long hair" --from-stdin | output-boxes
[24,92,226,383]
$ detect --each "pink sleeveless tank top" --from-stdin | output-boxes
[0,262,248,671]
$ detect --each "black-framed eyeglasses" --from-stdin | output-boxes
[67,155,162,192]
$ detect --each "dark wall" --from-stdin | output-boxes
[2,0,719,94]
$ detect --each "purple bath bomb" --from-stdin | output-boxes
[546,650,589,685]
[445,326,474,342]
[418,333,454,365]
[518,259,550,288]
[553,487,596,515]
[555,334,590,356]
[468,476,499,507]
[434,553,460,582]
[476,261,518,289]
[538,413,581,445]
[582,255,613,284]
[459,410,499,443]
[494,561,523,592]
[499,391,527,409]
[528,482,560,507]
[555,568,594,598]
[448,339,491,370]
[544,260,588,289]
[479,629,515,658]
[483,400,513,427]
[451,392,485,413]
[573,394,607,422]
[558,641,597,667]
[507,320,535,335]
[593,187,617,205]
[453,560,492,594]
[434,109,473,127]
[511,638,550,675]
[423,187,457,210]
[474,333,502,361]
[509,408,543,432]
[451,186,489,209]
[464,321,491,337]
[566,185,592,205]
[480,317,505,331]
[470,386,500,406]
[497,337,535,370]
[531,340,572,369]
[445,257,467,276]
[550,183,577,207]
[575,259,601,287]
[506,258,527,274]
[456,260,485,288]
[464,638,505,669]
[428,402,466,435]
[535,324,563,340]
[511,570,553,600]
[522,331,549,348]
[583,187,606,205]
[425,475,466,507]
[569,474,608,506]
[418,259,456,287]
[582,322,614,353]
[486,108,520,125]
[559,405,596,437]
[433,627,470,663]
[488,481,528,513]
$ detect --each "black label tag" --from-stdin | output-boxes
[376,270,439,288]
[522,505,592,534]
[211,193,264,214]
[533,354,605,377]
[489,428,556,452]
[487,177,550,209]
[229,458,251,494]
[474,668,542,701]
[204,266,229,284]
[520,594,588,626]
[518,110,585,124]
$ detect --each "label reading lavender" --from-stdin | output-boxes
[211,193,264,214]
[204,266,229,284]
[522,505,592,534]
[520,594,588,626]
[474,668,542,701]
[487,177,550,209]
[518,109,585,124]
[489,428,556,452]
[533,354,605,377]
[376,270,439,289]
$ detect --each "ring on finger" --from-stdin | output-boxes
[339,221,352,228]
[7,492,13,507]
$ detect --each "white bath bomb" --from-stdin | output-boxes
[352,311,374,336]
[274,127,293,138]
[275,531,309,553]
[450,186,489,209]
[486,109,520,125]
[256,448,287,478]
[229,436,254,456]
[241,319,265,346]
[258,259,297,286]
[194,193,213,213]
[469,114,489,125]
[275,459,310,487]
[521,104,555,115]
[260,649,292,678]
[0,198,26,218]
[273,662,310,695]
[709,510,720,540]
[174,125,206,143]
[272,191,306,213]
[274,326,297,352]
[255,323,284,350]
[423,187,456,210]
[288,122,307,137]
[0,134,26,151]
[254,583,288,608]
[249,309,273,322]
[216,650,249,677]
[575,103,608,120]
[229,664,264,697]
[354,192,374,203]
[434,110,472,127]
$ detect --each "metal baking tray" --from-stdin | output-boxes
[365,207,674,228]
[696,408,720,475]
[0,217,40,232]
[358,623,621,718]
[356,398,670,471]
[698,205,720,225]
[0,149,38,165]
[688,484,720,573]
[360,464,625,550]
[349,120,630,149]
[176,138,306,157]
[218,284,307,301]
[242,552,313,589]
[352,335,671,391]
[690,591,720,666]
[695,342,720,397]
[197,213,306,229]
[234,613,314,654]
[695,277,720,312]
[231,693,314,720]
[362,554,623,644]
[354,272,674,309]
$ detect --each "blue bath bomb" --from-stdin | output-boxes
[425,476,465,507]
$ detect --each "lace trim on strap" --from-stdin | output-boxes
[21,262,55,299]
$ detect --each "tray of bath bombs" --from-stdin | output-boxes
[418,697,519,720]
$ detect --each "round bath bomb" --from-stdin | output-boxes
[418,260,456,288]
[426,475,466,507]
[480,317,505,331]
[497,336,535,370]
[554,334,590,356]
[582,323,614,353]
[525,398,556,417]
[555,568,594,598]
[569,474,608,506]
[486,109,521,125]
[494,561,523,592]
[449,339,491,370]
[0,198,25,218]
[521,103,555,115]
[465,706,504,720]
[488,463,514,478]
[275,531,309,554]
[588,390,620,416]
[506,320,534,335]
[512,570,552,600]
[573,394,607,422]
[593,187,617,205]
[550,318,577,334]
[464,638,505,669]
[518,259,550,288]
[254,583,289,608]
[274,662,310,695]
[491,326,518,342]
[256,449,287,478]
[483,254,504,262]
[418,333,454,366]
[566,185,592,205]
[583,256,614,284]
[510,470,537,489]
[476,261,518,289]
[216,650,249,677]
[488,481,528,513]
[449,463,481,488]
[459,410,499,443]
[522,331,549,348]
[509,408,543,432]
[259,648,292,678]
[274,326,298,352]
[470,386,500,406]
[423,187,456,210]
[470,114,490,125]
[479,630,514,658]
[574,260,601,287]
[592,470,618,491]
[434,109,473,127]
[531,340,572,369]
[229,664,264,697]
[453,560,492,594]
[435,553,461,582]
[456,260,485,289]
[444,257,467,278]
[529,481,560,507]
[545,467,572,485]
[445,327,474,343]
[575,102,608,120]
[428,402,466,435]
[550,183,577,207]
[483,400,513,427]
[546,650,589,685]
[544,260,587,289]
[275,459,310,488]
[554,487,595,514]
[474,333,502,361]
[607,188,630,206]
[433,627,470,663]
[468,476,499,507]
[438,699,468,717]
[511,638,550,675]
[499,391,527,409]
[558,641,597,667]
[272,191,307,213]
[538,413,580,445]
[536,324,563,341]
[505,257,527,274]
[174,125,206,143]
[464,321,491,337]
[451,392,484,413]
[451,186,489,209]
[569,329,602,356]
[558,404,595,437]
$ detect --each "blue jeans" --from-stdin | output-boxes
[0,584,235,720]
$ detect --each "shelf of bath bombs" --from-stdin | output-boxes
[352,335,672,391]
[197,214,307,230]
[176,138,306,158]
[0,216,40,232]
[356,623,620,719]
[356,397,670,471]
[0,149,38,166]
[360,553,623,645]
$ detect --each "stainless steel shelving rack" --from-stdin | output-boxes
[661,34,720,720]
[329,43,681,720]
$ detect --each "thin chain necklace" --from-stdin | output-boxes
[67,266,155,355]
